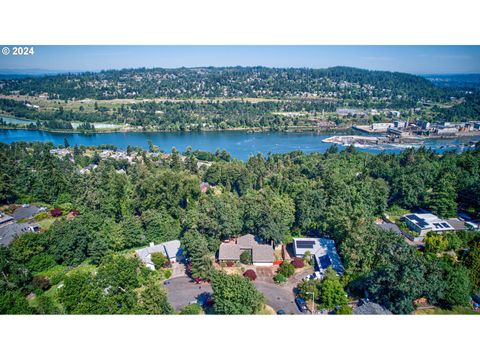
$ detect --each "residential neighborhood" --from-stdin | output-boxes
[2,8,480,360]
[0,205,42,246]
[1,139,480,317]
[377,209,479,248]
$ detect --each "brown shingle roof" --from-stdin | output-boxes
[252,244,274,263]
[446,218,466,231]
[237,234,256,249]
[218,234,274,264]
[218,243,240,261]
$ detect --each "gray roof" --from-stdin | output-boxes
[218,243,241,261]
[353,300,392,315]
[377,222,402,235]
[252,244,274,263]
[163,240,182,259]
[135,240,182,266]
[136,244,165,265]
[0,222,39,247]
[0,214,14,226]
[12,206,40,220]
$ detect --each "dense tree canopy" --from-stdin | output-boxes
[211,272,265,314]
[0,141,479,314]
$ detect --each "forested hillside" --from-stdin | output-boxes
[1,142,479,314]
[1,67,479,131]
[0,66,448,101]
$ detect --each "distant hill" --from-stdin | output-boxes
[422,74,480,90]
[0,68,80,79]
[0,66,452,102]
[3,66,478,129]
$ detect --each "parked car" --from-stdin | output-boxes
[206,297,215,306]
[277,309,286,315]
[465,221,479,231]
[295,297,308,313]
[196,293,214,307]
[303,271,323,281]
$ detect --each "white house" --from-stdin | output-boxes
[403,213,454,236]
[135,240,183,270]
[292,237,344,275]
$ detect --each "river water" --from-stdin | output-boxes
[1,117,479,160]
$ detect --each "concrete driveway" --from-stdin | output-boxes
[165,276,212,311]
[171,262,186,278]
[254,281,301,314]
[165,275,303,314]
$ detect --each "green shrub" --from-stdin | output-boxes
[303,251,314,266]
[273,273,286,284]
[335,304,353,314]
[37,265,69,285]
[151,252,167,268]
[240,250,252,265]
[180,303,202,315]
[34,212,49,221]
[387,205,409,217]
[27,253,57,274]
[35,294,63,314]
[297,279,320,301]
[425,233,449,253]
[164,268,172,279]
[278,262,295,278]
[58,202,73,212]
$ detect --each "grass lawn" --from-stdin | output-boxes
[37,217,57,230]
[257,304,276,315]
[28,279,66,314]
[415,306,479,315]
[385,205,410,222]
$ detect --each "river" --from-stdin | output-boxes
[1,118,479,160]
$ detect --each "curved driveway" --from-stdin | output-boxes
[165,275,300,314]
[165,276,212,311]
[254,282,300,314]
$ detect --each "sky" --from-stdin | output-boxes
[0,45,479,74]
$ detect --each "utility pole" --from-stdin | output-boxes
[306,291,315,314]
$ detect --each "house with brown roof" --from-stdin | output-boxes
[218,234,274,266]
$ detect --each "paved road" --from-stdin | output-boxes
[254,282,300,314]
[165,276,212,311]
[165,275,302,314]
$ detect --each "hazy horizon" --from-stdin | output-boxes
[1,46,480,75]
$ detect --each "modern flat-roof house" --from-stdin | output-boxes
[293,237,344,275]
[218,234,274,266]
[0,222,40,247]
[403,213,454,236]
[135,240,183,270]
